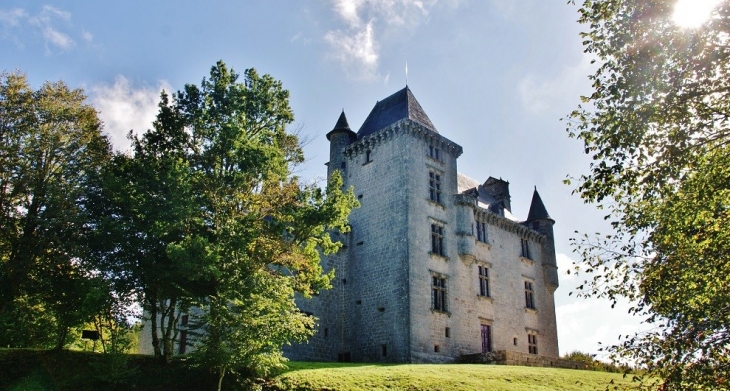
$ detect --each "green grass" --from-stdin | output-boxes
[270,362,639,391]
[1,349,641,391]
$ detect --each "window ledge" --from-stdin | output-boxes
[427,155,444,164]
[477,295,493,303]
[426,199,446,209]
[525,308,538,314]
[519,256,534,266]
[429,252,450,261]
[476,241,491,250]
[431,309,452,317]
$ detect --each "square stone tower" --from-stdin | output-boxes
[285,87,560,363]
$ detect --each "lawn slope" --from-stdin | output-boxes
[270,362,637,391]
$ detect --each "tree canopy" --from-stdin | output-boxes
[90,61,357,386]
[567,0,730,388]
[0,71,112,349]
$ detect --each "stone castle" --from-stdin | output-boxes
[285,86,561,363]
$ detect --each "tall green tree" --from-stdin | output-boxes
[567,0,730,388]
[93,62,357,381]
[88,91,204,362]
[0,71,112,349]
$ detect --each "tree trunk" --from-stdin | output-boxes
[149,294,162,359]
[55,326,67,351]
[162,296,177,363]
[94,315,107,353]
[217,366,226,391]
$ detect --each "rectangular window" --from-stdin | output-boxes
[520,238,530,258]
[525,281,535,309]
[476,221,487,243]
[431,224,445,256]
[429,145,440,160]
[381,344,387,357]
[432,275,447,311]
[528,334,538,354]
[481,324,492,353]
[429,171,442,204]
[478,266,490,297]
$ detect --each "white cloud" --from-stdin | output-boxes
[554,253,650,359]
[519,53,596,114]
[487,0,517,19]
[82,30,93,43]
[324,0,435,80]
[90,76,171,153]
[30,5,75,51]
[0,8,27,27]
[556,253,576,281]
[325,21,379,80]
[2,6,92,52]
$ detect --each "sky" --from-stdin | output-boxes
[1,0,656,359]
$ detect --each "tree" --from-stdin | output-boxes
[165,63,357,389]
[0,71,112,349]
[566,0,730,388]
[88,91,205,362]
[92,62,357,384]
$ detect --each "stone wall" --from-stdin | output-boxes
[459,351,587,370]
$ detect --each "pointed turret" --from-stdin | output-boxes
[326,110,356,179]
[525,187,559,291]
[526,187,553,222]
[327,110,355,140]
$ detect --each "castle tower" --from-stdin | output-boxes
[525,188,558,290]
[326,110,356,180]
[288,86,561,364]
[525,187,560,357]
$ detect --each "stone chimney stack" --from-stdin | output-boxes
[482,177,512,212]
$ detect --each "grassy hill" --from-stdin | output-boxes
[268,361,639,391]
[2,349,640,391]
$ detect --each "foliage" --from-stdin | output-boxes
[91,61,357,383]
[562,350,632,373]
[0,71,112,350]
[0,348,217,391]
[566,0,730,388]
[158,62,357,390]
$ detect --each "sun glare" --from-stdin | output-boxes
[673,0,722,28]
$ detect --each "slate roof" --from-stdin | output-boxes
[526,188,553,222]
[357,86,437,138]
[326,110,357,141]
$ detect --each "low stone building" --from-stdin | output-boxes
[285,86,561,363]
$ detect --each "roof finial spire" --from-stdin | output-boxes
[405,61,408,86]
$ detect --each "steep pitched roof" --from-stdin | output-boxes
[357,86,437,138]
[526,188,553,222]
[326,110,356,141]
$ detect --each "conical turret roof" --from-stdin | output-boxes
[326,110,356,140]
[526,188,553,222]
[357,86,436,138]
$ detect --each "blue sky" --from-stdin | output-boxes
[1,0,648,358]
